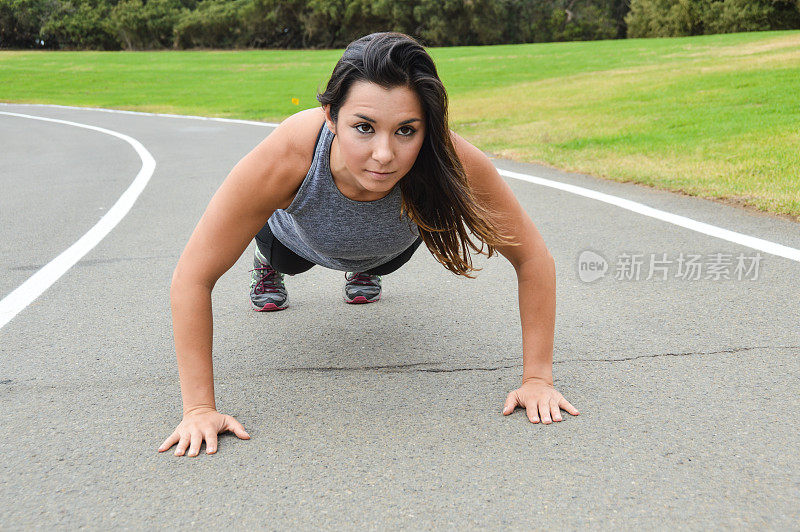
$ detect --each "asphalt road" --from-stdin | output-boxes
[1,103,798,529]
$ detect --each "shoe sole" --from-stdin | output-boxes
[343,294,381,304]
[251,300,289,311]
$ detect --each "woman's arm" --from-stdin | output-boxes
[169,126,298,412]
[170,278,216,415]
[515,253,556,385]
[450,130,579,423]
[160,113,311,455]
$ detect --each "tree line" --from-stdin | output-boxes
[1,0,799,51]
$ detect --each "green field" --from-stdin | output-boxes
[2,30,798,221]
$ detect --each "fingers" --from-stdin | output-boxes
[174,433,190,456]
[206,432,218,454]
[505,387,580,424]
[225,416,251,439]
[163,419,251,458]
[539,400,552,424]
[166,431,218,456]
[502,391,518,415]
[186,431,203,457]
[158,432,179,452]
[549,398,562,422]
[559,397,580,416]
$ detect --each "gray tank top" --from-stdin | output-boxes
[267,122,420,272]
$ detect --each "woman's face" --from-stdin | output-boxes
[324,81,426,202]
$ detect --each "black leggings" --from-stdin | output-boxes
[255,220,424,276]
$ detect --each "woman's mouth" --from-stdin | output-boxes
[366,170,394,178]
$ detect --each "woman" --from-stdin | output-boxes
[159,31,579,458]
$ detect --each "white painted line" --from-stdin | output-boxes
[0,102,279,127]
[498,168,800,263]
[0,111,156,330]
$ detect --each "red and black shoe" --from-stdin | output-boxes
[343,272,381,304]
[249,248,289,311]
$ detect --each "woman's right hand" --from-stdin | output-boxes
[157,407,251,456]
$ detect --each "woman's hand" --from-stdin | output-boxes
[158,407,251,456]
[502,377,580,423]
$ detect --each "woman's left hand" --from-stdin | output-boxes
[502,377,580,423]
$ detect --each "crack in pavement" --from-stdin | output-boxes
[558,345,800,364]
[273,361,441,374]
[3,346,796,388]
[270,345,800,374]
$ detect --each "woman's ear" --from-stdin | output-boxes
[323,105,336,135]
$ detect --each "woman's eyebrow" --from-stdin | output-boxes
[353,113,421,125]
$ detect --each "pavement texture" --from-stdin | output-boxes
[1,103,798,529]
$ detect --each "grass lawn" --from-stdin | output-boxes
[2,29,798,221]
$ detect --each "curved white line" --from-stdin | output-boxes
[498,168,800,263]
[0,111,157,330]
[0,102,279,127]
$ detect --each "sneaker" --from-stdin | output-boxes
[343,272,381,304]
[249,248,288,311]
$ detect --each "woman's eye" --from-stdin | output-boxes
[354,124,415,136]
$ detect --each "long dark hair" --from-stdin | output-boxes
[316,31,520,278]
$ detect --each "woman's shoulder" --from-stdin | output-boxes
[269,107,327,209]
[284,107,327,167]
